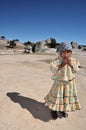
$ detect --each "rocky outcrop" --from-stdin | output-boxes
[0,39,8,49]
[24,45,32,53]
[82,47,86,52]
[14,41,25,49]
[0,38,85,54]
[34,38,57,53]
[0,39,25,54]
[0,39,25,50]
[35,40,48,53]
[80,45,86,51]
[71,42,79,48]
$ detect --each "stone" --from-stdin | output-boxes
[71,42,79,48]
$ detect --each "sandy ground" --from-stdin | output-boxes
[0,53,86,130]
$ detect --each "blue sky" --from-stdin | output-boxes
[0,0,86,45]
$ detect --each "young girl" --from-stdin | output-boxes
[44,42,81,119]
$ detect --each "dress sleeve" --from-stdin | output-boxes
[50,59,61,73]
[71,59,80,73]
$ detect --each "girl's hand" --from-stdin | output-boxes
[58,60,67,70]
[66,58,73,69]
[58,58,73,70]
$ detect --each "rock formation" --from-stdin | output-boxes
[71,42,79,48]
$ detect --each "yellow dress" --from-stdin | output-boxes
[44,57,81,111]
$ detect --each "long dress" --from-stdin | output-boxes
[44,57,81,112]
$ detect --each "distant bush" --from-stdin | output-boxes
[0,36,6,39]
[7,40,16,48]
[78,45,82,49]
[24,41,32,46]
[46,38,57,48]
[13,39,19,42]
[50,38,57,48]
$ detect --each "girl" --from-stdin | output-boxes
[44,42,81,119]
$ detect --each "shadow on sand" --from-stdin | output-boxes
[7,92,52,122]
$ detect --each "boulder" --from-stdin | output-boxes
[35,40,48,53]
[71,42,79,48]
[24,45,32,53]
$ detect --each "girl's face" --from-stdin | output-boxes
[61,50,72,59]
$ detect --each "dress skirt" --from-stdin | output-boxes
[44,79,81,112]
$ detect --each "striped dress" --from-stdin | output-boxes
[44,57,81,112]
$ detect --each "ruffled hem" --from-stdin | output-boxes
[44,100,81,112]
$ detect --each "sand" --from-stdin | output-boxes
[0,53,86,130]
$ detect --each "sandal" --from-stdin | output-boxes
[50,110,57,120]
[61,111,68,118]
[57,112,63,118]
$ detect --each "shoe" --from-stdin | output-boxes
[61,111,68,118]
[50,110,57,120]
[57,112,63,118]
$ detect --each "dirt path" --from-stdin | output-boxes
[0,54,86,130]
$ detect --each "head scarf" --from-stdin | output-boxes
[56,42,73,55]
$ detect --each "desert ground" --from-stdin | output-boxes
[0,52,86,130]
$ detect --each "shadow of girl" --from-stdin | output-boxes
[7,92,52,122]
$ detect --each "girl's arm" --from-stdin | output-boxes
[67,58,80,73]
[50,60,59,73]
